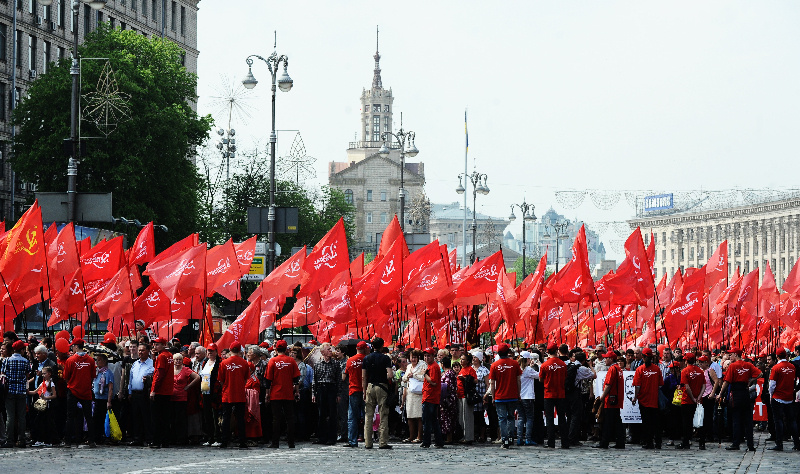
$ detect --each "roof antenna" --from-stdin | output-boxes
[274,31,277,51]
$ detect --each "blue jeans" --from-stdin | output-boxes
[516,399,535,442]
[422,402,442,447]
[348,393,365,446]
[495,401,516,441]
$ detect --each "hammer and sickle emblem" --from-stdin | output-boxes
[18,229,39,256]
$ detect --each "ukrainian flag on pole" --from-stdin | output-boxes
[465,110,468,152]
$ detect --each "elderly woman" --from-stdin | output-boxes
[200,343,221,446]
[439,358,459,443]
[402,349,427,442]
[172,353,200,446]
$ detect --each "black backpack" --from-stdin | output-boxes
[564,363,579,395]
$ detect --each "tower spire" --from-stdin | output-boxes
[372,25,382,90]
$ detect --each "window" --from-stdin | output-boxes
[58,0,65,27]
[380,190,386,202]
[0,83,5,121]
[57,46,64,61]
[180,6,185,35]
[44,4,51,21]
[366,212,373,224]
[384,116,389,133]
[0,24,6,61]
[84,5,91,34]
[384,105,389,112]
[152,0,157,21]
[96,11,102,25]
[662,232,666,244]
[661,250,666,261]
[698,246,704,260]
[120,22,126,30]
[28,0,34,14]
[42,40,50,74]
[689,247,694,260]
[171,2,176,31]
[372,115,380,142]
[366,190,372,202]
[372,104,381,112]
[662,267,666,278]
[15,30,22,64]
[670,249,675,260]
[381,213,388,224]
[679,248,684,260]
[29,36,38,72]
[142,0,147,17]
[131,0,136,10]
[344,189,353,204]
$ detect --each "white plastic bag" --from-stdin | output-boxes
[692,403,704,428]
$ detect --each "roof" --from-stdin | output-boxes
[430,202,502,222]
[328,153,425,181]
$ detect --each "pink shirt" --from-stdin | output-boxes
[171,366,194,401]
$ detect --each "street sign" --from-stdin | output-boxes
[36,192,114,223]
[242,255,266,281]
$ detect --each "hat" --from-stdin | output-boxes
[424,347,437,355]
[520,351,533,359]
[669,361,681,368]
[470,349,484,362]
[206,343,218,352]
[498,343,511,354]
[727,348,743,355]
[230,342,242,352]
[308,339,318,345]
[356,341,368,350]
[602,351,617,359]
[642,347,653,357]
[275,340,288,351]
[777,348,788,359]
[547,342,558,352]
[259,342,271,349]
[71,338,86,347]
[684,353,695,363]
[135,319,146,327]
[697,355,709,362]
[11,340,27,351]
[103,333,117,344]
[153,337,168,345]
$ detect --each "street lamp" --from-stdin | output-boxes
[242,32,293,273]
[543,219,569,272]
[379,128,418,233]
[508,199,537,279]
[456,171,489,264]
[38,0,107,222]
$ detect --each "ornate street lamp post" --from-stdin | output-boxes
[508,199,537,279]
[456,171,489,264]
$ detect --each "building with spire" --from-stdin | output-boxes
[329,28,428,254]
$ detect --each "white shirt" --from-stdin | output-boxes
[128,358,154,393]
[520,366,539,400]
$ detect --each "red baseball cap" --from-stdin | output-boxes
[259,342,270,348]
[727,348,743,355]
[684,353,695,363]
[777,348,788,359]
[275,340,288,351]
[602,351,617,359]
[71,338,86,347]
[206,343,218,352]
[642,348,653,357]
[424,347,437,355]
[497,343,510,353]
[546,342,558,352]
[153,337,168,345]
[356,341,368,350]
[11,340,27,351]
[103,333,117,344]
[697,355,709,363]
[230,342,242,352]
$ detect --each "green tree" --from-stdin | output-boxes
[510,256,552,285]
[12,25,212,248]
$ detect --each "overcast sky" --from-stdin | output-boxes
[196,1,800,259]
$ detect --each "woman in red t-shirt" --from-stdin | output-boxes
[457,353,478,444]
[595,351,625,449]
[171,354,200,445]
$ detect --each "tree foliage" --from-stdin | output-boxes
[510,256,552,285]
[12,25,212,248]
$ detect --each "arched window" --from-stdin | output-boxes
[344,189,353,204]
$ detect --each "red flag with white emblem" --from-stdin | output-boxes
[144,243,207,301]
[234,236,257,274]
[93,266,135,321]
[548,225,595,304]
[663,266,705,346]
[81,236,125,283]
[129,222,156,266]
[216,296,263,350]
[403,258,450,305]
[297,218,349,298]
[206,239,241,300]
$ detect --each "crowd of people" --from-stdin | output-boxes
[1,329,799,453]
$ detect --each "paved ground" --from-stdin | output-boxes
[0,432,797,473]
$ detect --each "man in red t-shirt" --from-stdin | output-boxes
[768,348,799,451]
[343,341,367,447]
[594,351,625,449]
[218,341,250,449]
[265,339,301,448]
[149,337,174,448]
[539,342,569,448]
[677,353,706,449]
[487,343,521,449]
[63,338,96,446]
[717,348,761,450]
[421,347,443,448]
[632,347,663,449]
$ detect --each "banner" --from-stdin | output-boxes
[621,370,641,423]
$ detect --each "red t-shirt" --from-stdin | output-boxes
[63,353,95,400]
[171,366,193,401]
[457,366,477,398]
[346,353,365,395]
[770,361,796,401]
[151,350,175,395]
[632,364,663,408]
[489,358,522,401]
[724,360,761,383]
[265,354,300,401]
[604,364,624,409]
[680,365,705,405]
[539,357,567,399]
[422,362,442,404]
[218,355,249,403]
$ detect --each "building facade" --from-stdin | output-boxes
[429,201,509,260]
[329,31,428,253]
[0,0,200,221]
[628,196,800,287]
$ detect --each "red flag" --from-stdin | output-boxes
[760,262,780,326]
[51,268,88,315]
[134,284,170,326]
[0,201,46,283]
[144,244,207,301]
[606,228,653,306]
[403,258,449,305]
[783,256,800,296]
[93,266,135,321]
[350,253,365,279]
[404,240,442,283]
[234,236,257,274]
[250,246,306,303]
[319,284,356,324]
[663,266,705,345]
[199,304,214,347]
[216,297,262,349]
[549,225,594,304]
[277,292,321,330]
[149,233,199,266]
[81,236,125,282]
[705,241,728,290]
[735,269,759,316]
[206,239,241,300]
[359,236,404,310]
[376,215,408,262]
[452,250,504,299]
[51,223,80,279]
[129,222,156,266]
[298,218,349,297]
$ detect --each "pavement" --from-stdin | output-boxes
[0,432,797,473]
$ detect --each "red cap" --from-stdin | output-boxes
[356,341,368,350]
[11,340,27,351]
[697,355,709,362]
[206,343,218,352]
[728,348,743,355]
[424,347,437,355]
[309,339,318,345]
[684,353,696,363]
[275,340,288,351]
[103,333,117,344]
[642,347,653,357]
[153,337,168,345]
[602,351,617,359]
[546,342,558,352]
[497,343,511,354]
[230,342,242,352]
[669,361,681,368]
[777,348,788,359]
[71,338,86,347]
[259,342,270,348]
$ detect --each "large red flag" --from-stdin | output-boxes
[51,268,88,315]
[549,225,595,304]
[376,215,409,262]
[663,266,705,346]
[705,241,728,290]
[452,250,504,300]
[206,239,242,300]
[144,244,207,301]
[93,266,135,321]
[51,223,80,279]
[216,297,262,350]
[0,201,46,283]
[606,227,654,306]
[319,284,356,324]
[404,240,442,283]
[403,258,450,305]
[782,256,800,296]
[129,222,156,266]
[81,236,125,283]
[760,263,780,326]
[358,236,405,311]
[297,218,349,297]
[250,246,306,303]
[277,293,321,330]
[735,269,759,316]
[149,233,199,266]
[234,237,257,274]
[134,284,170,326]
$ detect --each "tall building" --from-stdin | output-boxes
[429,201,509,260]
[0,0,200,221]
[329,30,428,253]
